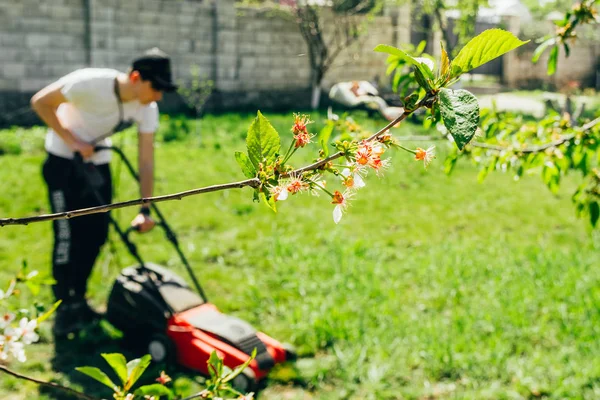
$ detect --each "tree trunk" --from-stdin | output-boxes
[311,75,322,110]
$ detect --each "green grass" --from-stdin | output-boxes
[1,111,600,400]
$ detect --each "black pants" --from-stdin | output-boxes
[42,154,112,302]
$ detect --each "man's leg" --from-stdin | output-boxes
[70,163,112,301]
[42,155,77,302]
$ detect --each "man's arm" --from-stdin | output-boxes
[138,132,154,200]
[30,82,94,158]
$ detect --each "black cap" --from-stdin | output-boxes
[131,48,177,92]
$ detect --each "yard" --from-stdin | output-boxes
[1,111,599,399]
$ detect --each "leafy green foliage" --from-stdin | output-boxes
[235,152,257,179]
[531,0,599,75]
[439,88,480,150]
[125,354,152,392]
[445,106,600,227]
[75,366,117,390]
[101,353,128,387]
[77,353,168,399]
[204,350,257,398]
[246,111,281,170]
[384,40,430,99]
[374,44,435,93]
[134,384,175,399]
[451,29,529,77]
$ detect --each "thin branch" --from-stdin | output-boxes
[0,178,259,227]
[0,364,100,400]
[470,116,600,154]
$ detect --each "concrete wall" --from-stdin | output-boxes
[0,0,411,125]
[503,17,600,90]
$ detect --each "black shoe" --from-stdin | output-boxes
[52,301,102,338]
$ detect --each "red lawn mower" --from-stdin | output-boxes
[85,146,296,391]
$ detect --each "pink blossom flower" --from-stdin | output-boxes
[291,113,312,136]
[368,157,391,177]
[0,327,25,362]
[18,318,38,345]
[284,174,309,195]
[331,190,353,224]
[269,185,288,201]
[156,370,172,385]
[0,312,15,330]
[341,168,366,190]
[293,131,315,148]
[415,146,436,168]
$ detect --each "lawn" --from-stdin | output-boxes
[1,111,599,400]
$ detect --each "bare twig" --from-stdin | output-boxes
[0,364,100,400]
[0,178,259,227]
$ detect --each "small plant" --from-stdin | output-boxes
[76,350,256,400]
[76,354,173,400]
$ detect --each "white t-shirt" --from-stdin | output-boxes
[45,68,159,165]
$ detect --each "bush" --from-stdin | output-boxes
[158,116,192,143]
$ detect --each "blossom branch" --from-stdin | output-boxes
[0,364,100,400]
[470,116,600,154]
[289,110,410,176]
[1,99,443,227]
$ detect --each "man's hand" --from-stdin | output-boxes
[72,140,95,159]
[131,213,155,233]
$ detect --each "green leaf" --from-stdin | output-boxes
[125,354,152,392]
[413,68,432,92]
[374,44,434,90]
[444,151,458,175]
[37,300,61,324]
[542,161,560,193]
[246,111,281,169]
[439,88,480,150]
[451,29,529,77]
[75,367,117,390]
[102,353,128,386]
[319,122,335,157]
[590,202,599,227]
[547,45,559,76]
[235,152,257,178]
[208,351,222,380]
[260,191,277,213]
[223,348,257,383]
[532,38,556,63]
[440,43,450,79]
[134,384,174,399]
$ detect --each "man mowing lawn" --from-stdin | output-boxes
[30,48,177,337]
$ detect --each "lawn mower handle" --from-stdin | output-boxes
[94,145,208,301]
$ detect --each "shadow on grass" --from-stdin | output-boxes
[39,322,132,400]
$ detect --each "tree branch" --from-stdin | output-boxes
[0,364,100,400]
[0,178,259,227]
[470,116,600,154]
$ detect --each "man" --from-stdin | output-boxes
[31,48,177,337]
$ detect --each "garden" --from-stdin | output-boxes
[1,103,599,399]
